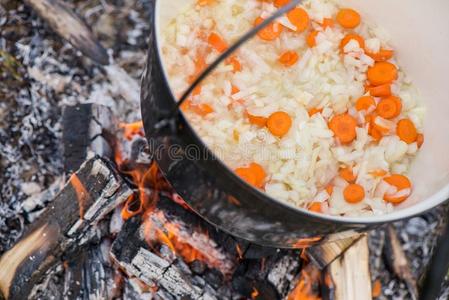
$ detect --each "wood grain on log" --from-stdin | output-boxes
[307,234,362,269]
[0,157,132,300]
[25,0,108,65]
[328,236,371,300]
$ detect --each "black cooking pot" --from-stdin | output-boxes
[141,0,449,248]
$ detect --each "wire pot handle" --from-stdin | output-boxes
[175,0,303,112]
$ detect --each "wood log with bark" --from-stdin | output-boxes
[0,157,132,300]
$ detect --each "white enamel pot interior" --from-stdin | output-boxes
[155,0,449,224]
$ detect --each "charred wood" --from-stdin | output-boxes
[62,104,115,174]
[384,225,418,300]
[0,157,132,300]
[24,0,108,65]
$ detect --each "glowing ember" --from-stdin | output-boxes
[287,263,322,300]
[70,174,89,219]
[291,237,323,248]
[235,244,244,260]
[142,210,235,275]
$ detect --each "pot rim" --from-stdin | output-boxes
[152,1,449,226]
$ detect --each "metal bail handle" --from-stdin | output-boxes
[175,0,303,112]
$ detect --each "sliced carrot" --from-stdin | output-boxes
[235,163,266,188]
[336,8,361,29]
[249,162,266,188]
[376,96,402,119]
[231,85,240,95]
[344,183,365,203]
[308,107,323,117]
[273,0,289,7]
[208,32,228,53]
[267,111,292,137]
[396,119,418,144]
[321,18,334,28]
[308,202,322,213]
[366,49,394,62]
[191,103,214,116]
[226,56,242,72]
[254,17,283,41]
[326,185,334,196]
[329,113,357,144]
[180,99,192,112]
[383,174,411,204]
[340,34,365,53]
[355,96,376,111]
[369,169,388,177]
[235,167,257,187]
[307,30,319,48]
[340,167,356,183]
[247,112,268,127]
[416,133,424,148]
[369,84,392,97]
[189,55,207,83]
[287,7,310,33]
[367,62,398,86]
[279,50,299,67]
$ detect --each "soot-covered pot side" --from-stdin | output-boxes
[141,0,380,248]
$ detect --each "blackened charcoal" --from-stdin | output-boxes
[190,260,206,275]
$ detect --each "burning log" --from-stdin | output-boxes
[328,235,372,300]
[0,157,132,300]
[307,234,363,269]
[63,104,115,174]
[24,0,108,65]
[384,225,418,299]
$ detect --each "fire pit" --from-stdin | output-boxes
[0,0,449,299]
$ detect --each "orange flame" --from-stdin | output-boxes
[291,237,323,248]
[119,121,144,141]
[236,244,244,260]
[287,263,322,300]
[143,210,235,275]
[251,287,259,299]
[70,174,89,219]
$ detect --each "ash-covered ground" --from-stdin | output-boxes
[0,0,448,299]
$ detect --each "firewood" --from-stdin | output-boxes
[328,235,371,300]
[62,104,115,174]
[0,157,132,300]
[24,0,108,65]
[307,234,363,269]
[384,225,418,299]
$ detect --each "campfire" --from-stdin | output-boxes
[0,0,448,300]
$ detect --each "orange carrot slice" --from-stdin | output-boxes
[416,133,424,148]
[267,111,293,137]
[396,119,418,144]
[321,18,334,28]
[369,84,392,97]
[279,51,299,67]
[308,202,322,213]
[235,167,257,187]
[326,185,334,196]
[273,0,289,7]
[247,112,268,127]
[307,30,319,48]
[329,113,357,144]
[376,96,402,119]
[340,167,356,183]
[366,49,394,62]
[249,162,266,188]
[355,96,376,111]
[287,7,310,32]
[344,183,365,203]
[336,8,361,29]
[383,174,411,204]
[340,34,365,52]
[208,32,228,53]
[308,107,323,117]
[197,0,215,6]
[226,56,242,72]
[367,62,398,86]
[254,17,283,41]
